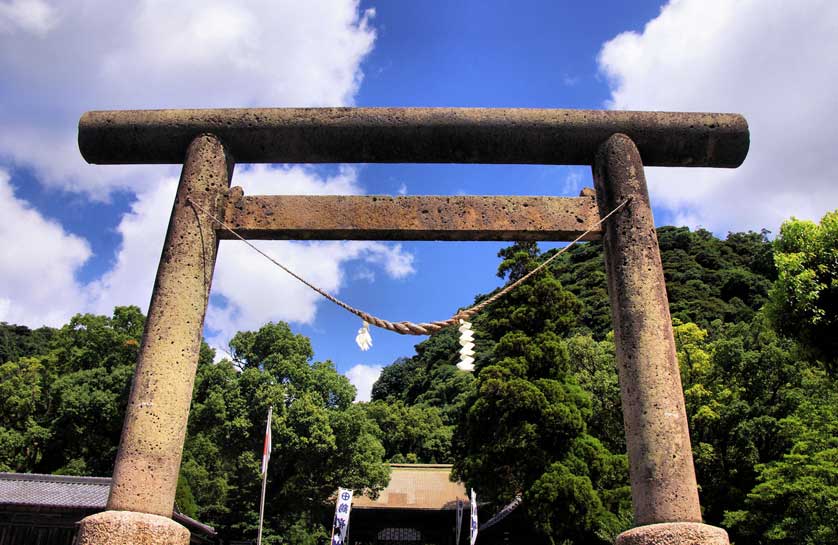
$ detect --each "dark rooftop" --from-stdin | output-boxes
[0,472,215,537]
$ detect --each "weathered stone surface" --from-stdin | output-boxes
[593,133,702,525]
[78,107,749,167]
[220,192,602,242]
[616,522,730,545]
[76,511,190,545]
[107,135,234,516]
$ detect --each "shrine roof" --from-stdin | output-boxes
[0,472,215,537]
[353,464,467,511]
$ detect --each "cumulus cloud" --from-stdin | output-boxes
[598,0,838,233]
[345,363,383,402]
[207,240,413,344]
[205,163,414,345]
[0,169,90,326]
[0,0,408,334]
[83,164,414,346]
[85,164,385,327]
[0,0,376,198]
[86,178,178,314]
[0,0,58,35]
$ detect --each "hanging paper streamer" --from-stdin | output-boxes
[356,321,372,351]
[457,320,475,372]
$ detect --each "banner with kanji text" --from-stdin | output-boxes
[331,487,353,545]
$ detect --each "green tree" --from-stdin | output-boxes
[372,329,474,427]
[723,367,838,544]
[0,356,48,471]
[552,227,776,338]
[767,210,838,369]
[0,322,55,364]
[361,400,452,463]
[451,242,630,544]
[0,310,389,544]
[181,321,390,543]
[566,334,623,454]
[0,307,145,475]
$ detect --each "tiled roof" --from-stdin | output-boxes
[0,472,215,537]
[0,472,110,510]
[353,464,467,511]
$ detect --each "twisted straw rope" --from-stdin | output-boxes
[187,195,629,336]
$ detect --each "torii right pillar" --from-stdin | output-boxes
[593,133,729,545]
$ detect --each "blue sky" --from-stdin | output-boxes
[1,0,836,400]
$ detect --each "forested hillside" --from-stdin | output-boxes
[0,314,389,543]
[368,212,837,545]
[0,211,835,544]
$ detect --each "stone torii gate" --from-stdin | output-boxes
[73,108,748,545]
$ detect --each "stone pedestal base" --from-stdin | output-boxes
[617,522,729,545]
[76,511,190,545]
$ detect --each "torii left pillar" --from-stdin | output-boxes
[77,134,234,545]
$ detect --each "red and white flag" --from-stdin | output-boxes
[261,406,273,475]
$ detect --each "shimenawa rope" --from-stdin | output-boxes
[186,196,629,336]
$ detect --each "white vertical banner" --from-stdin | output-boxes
[456,497,464,545]
[470,488,478,545]
[331,487,354,545]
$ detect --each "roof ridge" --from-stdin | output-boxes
[0,472,112,485]
[389,463,453,469]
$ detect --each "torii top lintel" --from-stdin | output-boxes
[78,107,749,168]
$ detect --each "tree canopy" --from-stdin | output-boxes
[0,312,389,543]
[1,212,836,544]
[766,210,838,369]
[369,218,836,545]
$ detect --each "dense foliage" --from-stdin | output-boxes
[551,226,776,338]
[0,307,143,476]
[368,215,836,545]
[449,242,632,543]
[1,211,835,544]
[766,211,838,370]
[0,314,389,544]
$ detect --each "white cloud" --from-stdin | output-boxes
[0,0,58,35]
[397,182,408,195]
[0,169,90,326]
[84,154,388,336]
[207,240,413,343]
[598,0,838,234]
[345,363,383,402]
[353,267,376,283]
[561,170,584,195]
[86,178,177,314]
[0,0,376,198]
[0,0,409,335]
[205,164,414,343]
[82,164,414,346]
[234,164,364,196]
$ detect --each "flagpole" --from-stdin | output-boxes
[257,405,273,545]
[257,466,268,545]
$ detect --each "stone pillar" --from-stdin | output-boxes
[592,134,728,545]
[78,134,234,544]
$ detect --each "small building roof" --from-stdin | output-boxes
[0,472,111,510]
[353,464,467,511]
[0,472,216,538]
